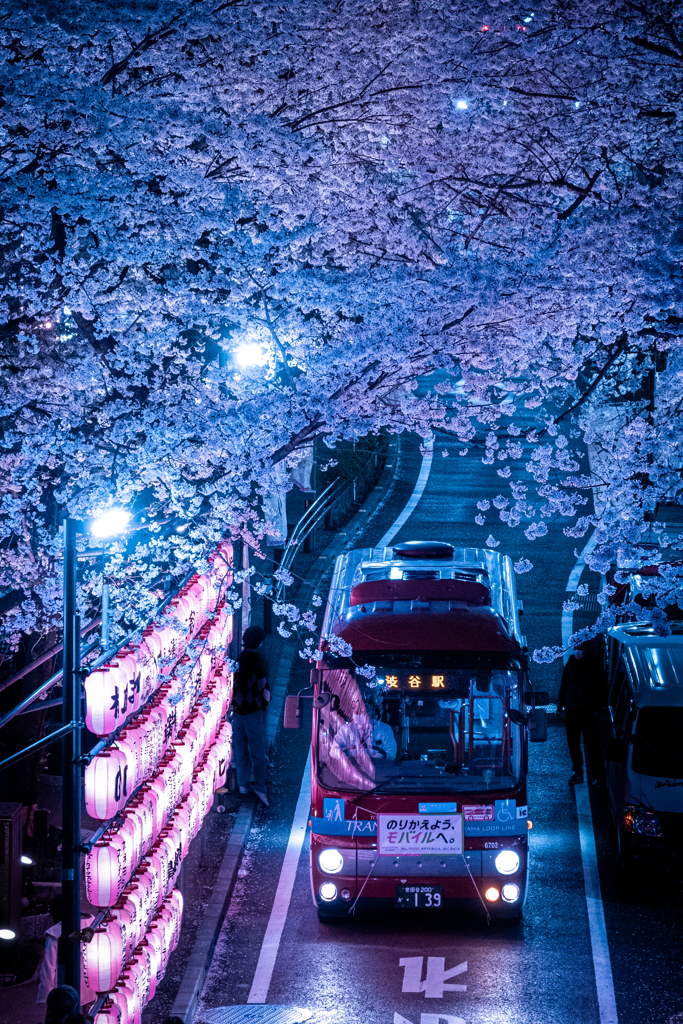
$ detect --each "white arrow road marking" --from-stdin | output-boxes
[399,957,468,998]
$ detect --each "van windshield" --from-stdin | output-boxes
[316,665,523,794]
[632,707,683,777]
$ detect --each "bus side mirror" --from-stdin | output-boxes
[606,738,627,764]
[529,708,548,742]
[284,695,301,729]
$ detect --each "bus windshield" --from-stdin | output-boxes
[316,665,523,794]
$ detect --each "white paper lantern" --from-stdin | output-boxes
[84,748,129,821]
[84,664,129,736]
[85,839,127,908]
[83,922,124,994]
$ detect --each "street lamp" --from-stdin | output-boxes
[234,341,266,368]
[90,508,130,539]
[60,510,129,1002]
[91,509,130,648]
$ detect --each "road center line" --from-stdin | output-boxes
[247,751,312,1004]
[378,438,433,548]
[575,784,619,1024]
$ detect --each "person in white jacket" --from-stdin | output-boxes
[37,897,96,1009]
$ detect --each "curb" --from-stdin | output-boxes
[170,796,256,1022]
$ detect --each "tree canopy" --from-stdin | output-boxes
[1,0,681,650]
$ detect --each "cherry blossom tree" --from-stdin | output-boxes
[0,0,681,651]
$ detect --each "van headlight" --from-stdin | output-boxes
[318,848,344,874]
[319,882,337,902]
[494,850,520,875]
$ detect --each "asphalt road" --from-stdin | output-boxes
[196,431,683,1024]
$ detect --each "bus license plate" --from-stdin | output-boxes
[395,885,443,909]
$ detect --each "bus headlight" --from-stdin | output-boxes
[319,882,337,902]
[484,887,499,902]
[502,883,520,903]
[494,850,520,875]
[318,848,344,874]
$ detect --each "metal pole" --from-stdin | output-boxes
[59,517,82,1002]
[102,582,110,648]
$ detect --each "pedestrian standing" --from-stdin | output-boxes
[37,898,96,1010]
[557,643,607,787]
[231,625,270,806]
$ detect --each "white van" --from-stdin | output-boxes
[604,621,683,867]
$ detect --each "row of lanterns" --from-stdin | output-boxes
[84,739,227,997]
[90,888,183,1024]
[85,666,233,822]
[81,542,237,1017]
[85,544,233,737]
[85,693,232,906]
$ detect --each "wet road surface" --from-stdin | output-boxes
[196,430,683,1024]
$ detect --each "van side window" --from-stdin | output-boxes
[610,661,631,737]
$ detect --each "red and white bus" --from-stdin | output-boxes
[287,540,547,922]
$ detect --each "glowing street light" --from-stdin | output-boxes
[234,342,266,368]
[90,508,131,539]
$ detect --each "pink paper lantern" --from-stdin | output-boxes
[144,779,166,841]
[109,902,136,964]
[172,804,191,859]
[137,862,161,914]
[108,987,131,1024]
[119,811,143,873]
[114,735,140,799]
[122,958,149,1013]
[84,664,129,736]
[146,843,171,909]
[85,748,129,821]
[112,982,140,1024]
[129,793,155,855]
[122,882,149,951]
[83,922,124,994]
[131,943,155,1004]
[86,840,127,908]
[156,904,176,956]
[94,999,123,1024]
[168,888,184,947]
[139,934,161,1000]
[115,651,142,716]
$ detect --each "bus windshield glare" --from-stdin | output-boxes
[316,664,523,794]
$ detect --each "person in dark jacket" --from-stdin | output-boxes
[232,625,270,806]
[557,644,607,787]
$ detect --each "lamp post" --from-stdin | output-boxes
[59,516,84,995]
[59,508,130,1001]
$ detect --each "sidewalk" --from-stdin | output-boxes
[1,979,43,1024]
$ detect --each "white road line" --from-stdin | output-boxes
[562,534,618,1024]
[247,751,312,1004]
[378,438,434,548]
[575,784,619,1024]
[561,531,597,661]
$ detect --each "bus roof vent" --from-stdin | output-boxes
[393,540,454,560]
